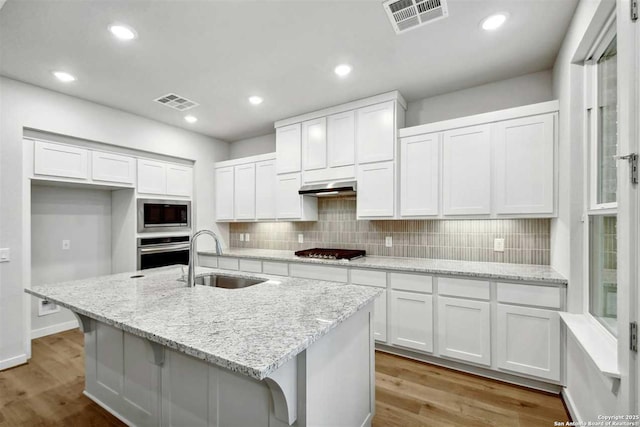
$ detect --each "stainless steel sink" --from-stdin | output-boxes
[193,274,266,289]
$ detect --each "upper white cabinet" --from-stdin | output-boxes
[138,159,192,197]
[494,114,555,214]
[255,159,277,220]
[34,140,89,180]
[356,101,396,164]
[92,151,135,185]
[234,163,256,220]
[442,124,492,216]
[302,118,327,172]
[215,166,234,221]
[276,124,301,174]
[276,173,318,220]
[357,161,394,218]
[400,133,439,217]
[327,110,356,168]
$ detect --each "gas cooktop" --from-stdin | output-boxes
[294,248,365,260]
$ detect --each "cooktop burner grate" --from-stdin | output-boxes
[294,248,365,260]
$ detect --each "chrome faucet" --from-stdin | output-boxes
[187,229,223,287]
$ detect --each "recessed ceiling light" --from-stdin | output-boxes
[109,24,137,40]
[334,64,352,77]
[184,115,198,123]
[249,96,263,105]
[52,71,76,82]
[481,13,507,31]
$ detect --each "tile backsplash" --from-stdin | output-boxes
[230,197,551,265]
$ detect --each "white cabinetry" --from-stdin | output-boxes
[234,163,256,220]
[494,114,555,214]
[374,290,388,342]
[400,133,439,217]
[255,159,277,220]
[34,140,89,180]
[92,151,135,185]
[215,166,235,221]
[327,111,356,168]
[437,296,491,366]
[302,117,327,172]
[390,290,433,352]
[165,164,193,197]
[356,101,396,164]
[357,161,394,218]
[138,159,192,197]
[276,123,301,174]
[442,124,491,215]
[276,173,318,220]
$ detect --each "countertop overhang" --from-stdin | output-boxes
[25,266,381,380]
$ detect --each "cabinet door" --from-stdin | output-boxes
[390,290,433,352]
[374,289,388,342]
[437,296,491,366]
[276,173,301,219]
[234,163,256,220]
[302,117,327,171]
[356,101,395,164]
[400,133,439,216]
[276,123,301,174]
[215,167,234,221]
[497,304,560,381]
[92,151,135,185]
[442,125,491,215]
[255,159,277,220]
[34,141,89,180]
[357,161,394,218]
[327,110,355,167]
[166,164,193,197]
[494,114,555,214]
[137,159,167,195]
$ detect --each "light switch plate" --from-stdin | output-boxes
[245,233,250,242]
[494,238,505,252]
[298,234,304,243]
[62,240,71,250]
[385,236,393,247]
[0,248,9,263]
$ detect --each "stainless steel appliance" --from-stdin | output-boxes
[137,199,191,233]
[137,235,190,270]
[298,180,357,197]
[294,248,365,260]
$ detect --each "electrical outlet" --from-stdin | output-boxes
[298,234,304,244]
[239,233,244,242]
[0,248,9,263]
[494,238,505,252]
[62,240,71,250]
[385,236,393,247]
[245,233,250,242]
[38,299,60,316]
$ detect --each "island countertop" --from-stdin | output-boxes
[199,248,568,285]
[25,266,381,380]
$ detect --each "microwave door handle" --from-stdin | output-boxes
[139,245,190,254]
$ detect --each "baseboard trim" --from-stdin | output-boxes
[561,388,580,423]
[31,319,79,340]
[0,353,28,371]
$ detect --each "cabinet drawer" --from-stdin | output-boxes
[263,261,289,276]
[218,257,239,271]
[497,283,561,309]
[289,264,348,283]
[351,269,386,288]
[438,277,490,300]
[197,255,218,268]
[239,259,262,273]
[389,272,432,293]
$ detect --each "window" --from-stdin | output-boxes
[586,25,617,336]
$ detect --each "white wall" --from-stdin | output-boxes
[229,133,276,159]
[30,185,113,336]
[0,76,229,369]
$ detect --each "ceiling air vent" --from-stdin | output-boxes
[383,0,449,34]
[154,93,199,111]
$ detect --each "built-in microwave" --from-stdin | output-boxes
[137,199,191,233]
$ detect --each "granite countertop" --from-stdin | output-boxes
[25,266,381,380]
[199,248,568,285]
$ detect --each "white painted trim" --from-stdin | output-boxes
[215,152,276,169]
[31,319,79,340]
[562,388,582,423]
[82,391,135,427]
[274,91,407,128]
[0,353,28,371]
[399,100,560,137]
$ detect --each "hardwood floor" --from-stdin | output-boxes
[0,330,570,426]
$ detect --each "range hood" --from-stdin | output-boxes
[298,180,357,197]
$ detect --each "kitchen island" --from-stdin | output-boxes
[25,266,381,427]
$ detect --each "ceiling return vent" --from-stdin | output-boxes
[154,93,199,111]
[383,0,449,34]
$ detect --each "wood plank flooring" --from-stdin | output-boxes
[0,330,570,426]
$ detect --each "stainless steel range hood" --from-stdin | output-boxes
[298,180,357,197]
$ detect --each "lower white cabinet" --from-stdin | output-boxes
[34,140,89,180]
[374,290,387,342]
[91,151,135,185]
[357,161,394,218]
[496,304,560,381]
[437,296,491,366]
[390,290,433,352]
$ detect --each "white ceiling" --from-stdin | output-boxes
[0,0,577,142]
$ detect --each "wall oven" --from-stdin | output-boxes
[137,199,191,233]
[137,236,190,270]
